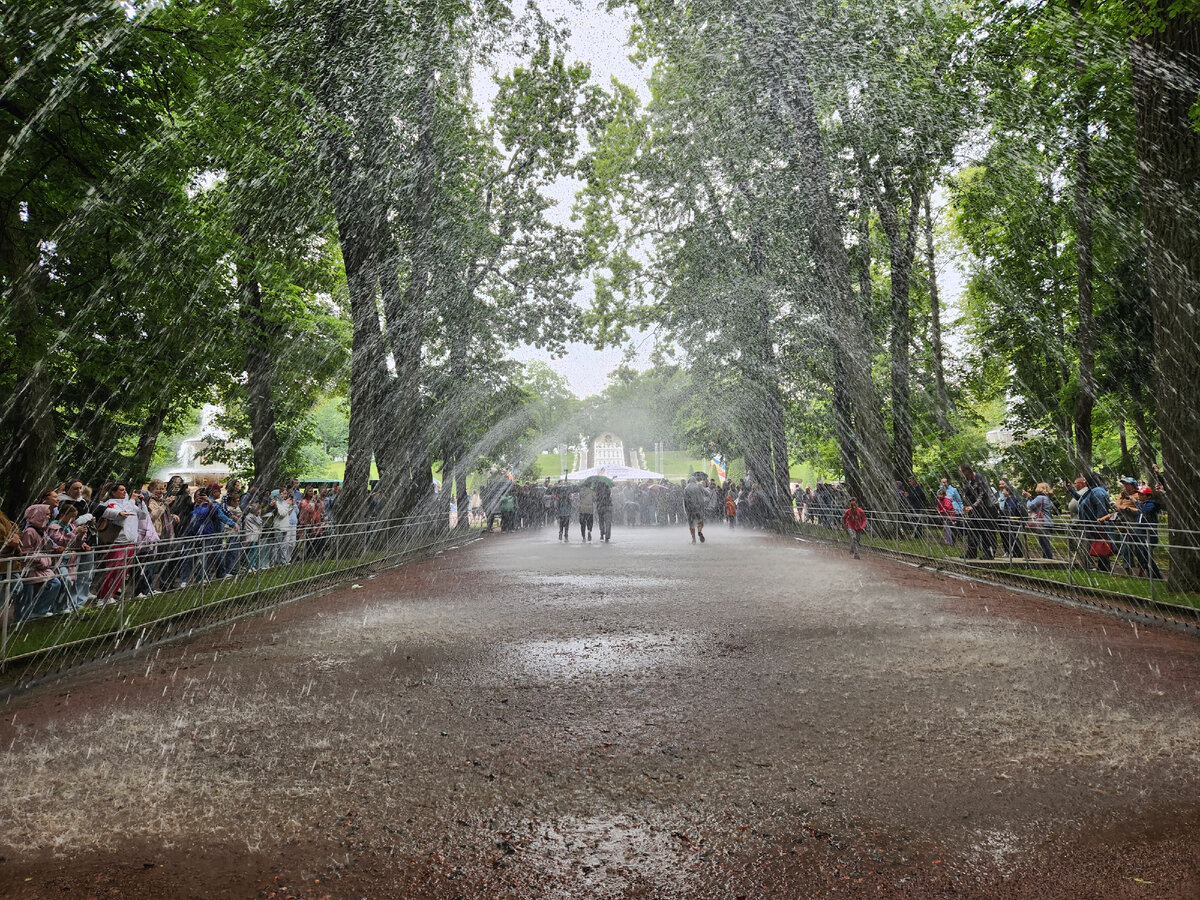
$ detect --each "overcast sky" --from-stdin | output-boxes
[478,0,654,398]
[486,1,965,399]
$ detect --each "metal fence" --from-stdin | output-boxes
[791,506,1200,631]
[1,512,471,689]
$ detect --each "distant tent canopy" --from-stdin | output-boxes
[567,465,664,482]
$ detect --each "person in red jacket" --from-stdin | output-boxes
[842,497,867,559]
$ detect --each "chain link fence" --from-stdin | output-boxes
[791,506,1200,632]
[1,513,472,690]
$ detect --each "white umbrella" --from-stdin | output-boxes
[566,464,665,482]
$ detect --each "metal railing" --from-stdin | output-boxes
[0,512,471,689]
[791,505,1200,631]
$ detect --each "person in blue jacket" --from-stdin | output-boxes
[180,489,238,586]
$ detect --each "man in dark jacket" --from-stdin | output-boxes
[958,464,998,560]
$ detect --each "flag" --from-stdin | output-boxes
[712,456,727,480]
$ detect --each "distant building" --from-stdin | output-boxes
[588,432,628,469]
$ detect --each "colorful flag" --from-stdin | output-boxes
[712,456,727,480]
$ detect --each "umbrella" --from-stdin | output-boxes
[548,481,578,495]
[583,475,616,488]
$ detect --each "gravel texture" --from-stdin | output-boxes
[1,525,1197,898]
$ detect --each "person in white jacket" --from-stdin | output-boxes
[270,490,294,567]
[96,484,139,602]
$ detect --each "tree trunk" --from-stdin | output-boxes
[129,409,167,486]
[327,155,387,526]
[378,24,436,523]
[764,17,898,521]
[923,193,951,436]
[743,222,794,524]
[1118,417,1134,475]
[1131,14,1200,590]
[318,5,383,528]
[832,353,862,501]
[237,262,283,491]
[1071,0,1097,474]
[1131,403,1156,482]
[0,210,57,508]
[857,175,873,329]
[876,174,923,481]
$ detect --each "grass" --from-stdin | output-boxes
[793,519,1200,612]
[2,533,465,666]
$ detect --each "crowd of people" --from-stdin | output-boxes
[3,460,1171,628]
[798,463,1170,577]
[1,477,343,625]
[477,472,788,543]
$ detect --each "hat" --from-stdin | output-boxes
[1138,486,1153,495]
[270,489,280,500]
[1120,476,1138,485]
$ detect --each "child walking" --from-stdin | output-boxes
[842,498,866,559]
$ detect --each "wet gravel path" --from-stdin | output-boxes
[1,526,1198,898]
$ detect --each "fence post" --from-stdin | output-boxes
[118,545,131,630]
[2,558,11,669]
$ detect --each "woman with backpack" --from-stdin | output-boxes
[1023,483,1056,560]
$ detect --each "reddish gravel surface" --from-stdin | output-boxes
[1,526,1198,899]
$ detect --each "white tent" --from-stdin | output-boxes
[566,464,665,482]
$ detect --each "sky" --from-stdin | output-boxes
[478,0,655,399]
[483,1,966,399]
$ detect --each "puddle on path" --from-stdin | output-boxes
[513,632,696,680]
[523,573,683,590]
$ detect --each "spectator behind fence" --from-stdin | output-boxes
[958,463,999,560]
[1069,474,1115,573]
[1023,483,1056,560]
[96,484,139,602]
[15,504,63,621]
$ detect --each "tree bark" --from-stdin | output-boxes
[0,208,57,508]
[377,19,436,524]
[129,409,167,486]
[1131,13,1200,590]
[831,353,862,501]
[327,152,388,526]
[763,13,898,521]
[923,194,951,436]
[1131,403,1156,482]
[1071,0,1097,474]
[237,261,283,491]
[876,173,923,481]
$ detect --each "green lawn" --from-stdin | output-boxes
[2,533,465,666]
[793,519,1200,612]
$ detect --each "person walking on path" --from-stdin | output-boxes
[843,498,867,559]
[725,489,737,528]
[556,489,572,542]
[578,483,595,541]
[684,474,707,544]
[595,479,613,542]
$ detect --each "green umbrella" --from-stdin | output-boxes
[584,475,616,488]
